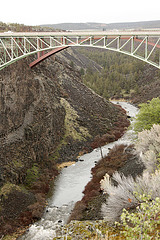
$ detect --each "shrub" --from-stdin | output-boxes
[25,164,40,187]
[101,172,138,221]
[134,97,160,132]
[136,124,160,172]
[118,194,160,240]
[101,170,160,222]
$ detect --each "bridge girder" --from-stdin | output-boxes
[0,32,160,70]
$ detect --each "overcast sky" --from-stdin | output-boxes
[1,0,160,26]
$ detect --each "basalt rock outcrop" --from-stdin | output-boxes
[0,47,129,236]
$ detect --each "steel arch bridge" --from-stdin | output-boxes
[0,31,160,70]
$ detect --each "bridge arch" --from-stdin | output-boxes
[0,32,160,70]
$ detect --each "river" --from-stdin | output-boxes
[18,101,138,240]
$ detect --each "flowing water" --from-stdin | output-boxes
[19,101,138,240]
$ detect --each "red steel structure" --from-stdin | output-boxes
[29,46,69,68]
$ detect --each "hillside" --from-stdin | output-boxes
[41,20,160,31]
[0,48,129,237]
[0,21,57,32]
[1,20,160,33]
[75,47,160,105]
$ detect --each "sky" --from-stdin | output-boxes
[1,0,160,26]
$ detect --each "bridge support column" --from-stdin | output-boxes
[37,38,40,59]
[61,37,67,45]
[37,38,45,59]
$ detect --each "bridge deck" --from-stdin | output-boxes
[1,31,160,37]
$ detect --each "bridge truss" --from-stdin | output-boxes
[0,31,160,70]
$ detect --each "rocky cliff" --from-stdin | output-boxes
[0,48,129,236]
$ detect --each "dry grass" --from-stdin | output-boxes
[57,161,76,169]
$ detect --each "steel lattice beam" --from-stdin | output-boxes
[0,31,160,70]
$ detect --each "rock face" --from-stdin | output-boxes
[0,60,65,180]
[0,47,129,236]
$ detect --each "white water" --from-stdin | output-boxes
[19,101,138,240]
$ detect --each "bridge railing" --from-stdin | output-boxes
[0,32,160,70]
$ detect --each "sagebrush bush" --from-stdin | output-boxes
[101,172,138,221]
[101,170,160,222]
[136,124,160,172]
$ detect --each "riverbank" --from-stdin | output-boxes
[69,101,144,222]
[69,144,144,222]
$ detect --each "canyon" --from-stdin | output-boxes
[0,48,129,237]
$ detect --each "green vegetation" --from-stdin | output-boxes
[117,100,160,239]
[78,48,145,99]
[1,233,20,240]
[0,21,55,32]
[134,97,160,132]
[118,194,160,240]
[100,98,160,239]
[25,164,40,187]
[12,159,24,168]
[53,220,124,239]
[49,98,91,162]
[60,98,91,141]
[0,182,22,199]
